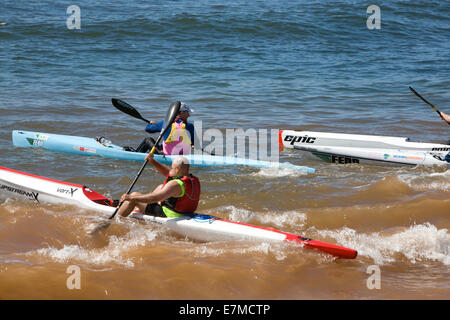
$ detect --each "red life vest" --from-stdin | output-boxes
[161,174,201,214]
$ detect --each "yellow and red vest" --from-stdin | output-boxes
[161,174,200,217]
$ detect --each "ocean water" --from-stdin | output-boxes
[0,0,449,301]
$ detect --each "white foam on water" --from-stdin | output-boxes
[397,169,450,192]
[252,165,312,178]
[34,243,135,268]
[189,241,289,261]
[255,210,307,229]
[316,223,450,266]
[0,198,22,214]
[29,226,160,268]
[218,206,307,230]
[221,205,255,223]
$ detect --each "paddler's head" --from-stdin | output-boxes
[177,102,193,122]
[170,156,190,176]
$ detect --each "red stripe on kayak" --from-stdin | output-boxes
[278,130,284,152]
[0,166,82,188]
[300,239,358,259]
[0,167,113,206]
[82,186,113,206]
[283,233,357,259]
[217,218,357,259]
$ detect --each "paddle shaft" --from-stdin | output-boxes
[106,132,168,220]
[409,86,449,125]
[107,160,148,220]
[102,101,181,221]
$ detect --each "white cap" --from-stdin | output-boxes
[173,156,190,167]
[180,102,194,114]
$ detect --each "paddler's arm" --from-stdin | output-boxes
[145,120,164,134]
[187,123,196,147]
[440,112,450,124]
[121,180,181,204]
[145,152,170,176]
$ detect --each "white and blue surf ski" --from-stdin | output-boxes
[12,130,315,172]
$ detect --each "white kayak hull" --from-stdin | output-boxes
[280,130,450,166]
[0,166,356,259]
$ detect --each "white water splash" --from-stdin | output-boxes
[316,223,450,266]
[255,210,307,229]
[221,205,255,223]
[252,165,313,178]
[218,206,307,229]
[397,169,450,192]
[189,242,290,261]
[30,227,160,268]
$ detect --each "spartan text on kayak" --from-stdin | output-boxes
[0,183,39,202]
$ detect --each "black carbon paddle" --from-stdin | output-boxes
[409,86,450,125]
[111,98,151,123]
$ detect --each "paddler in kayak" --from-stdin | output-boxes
[116,153,200,218]
[134,102,195,155]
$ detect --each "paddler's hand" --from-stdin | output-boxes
[120,193,132,203]
[440,112,450,124]
[145,152,156,163]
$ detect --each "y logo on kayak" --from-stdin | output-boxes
[57,187,78,197]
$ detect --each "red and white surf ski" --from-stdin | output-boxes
[0,166,357,259]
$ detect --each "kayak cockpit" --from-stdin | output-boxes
[83,186,115,206]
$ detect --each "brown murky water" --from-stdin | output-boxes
[1,155,448,300]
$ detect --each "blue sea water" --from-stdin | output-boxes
[0,0,449,161]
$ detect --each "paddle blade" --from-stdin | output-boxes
[164,101,182,129]
[112,98,150,123]
[153,101,181,147]
[88,220,112,236]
